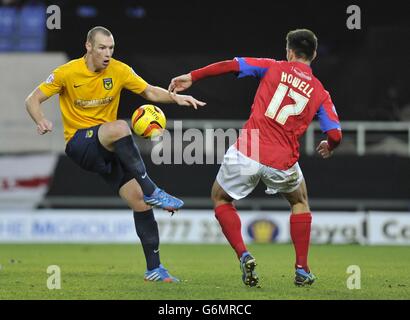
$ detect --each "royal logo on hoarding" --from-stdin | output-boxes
[247,219,279,243]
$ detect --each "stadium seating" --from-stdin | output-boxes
[16,4,46,52]
[0,6,18,51]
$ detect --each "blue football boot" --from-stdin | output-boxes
[144,264,180,283]
[143,188,184,213]
[294,268,316,286]
[239,252,259,287]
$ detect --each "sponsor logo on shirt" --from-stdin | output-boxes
[74,96,113,108]
[291,67,312,81]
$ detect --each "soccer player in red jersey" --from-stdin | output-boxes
[169,29,342,287]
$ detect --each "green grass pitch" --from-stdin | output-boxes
[0,244,409,300]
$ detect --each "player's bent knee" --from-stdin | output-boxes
[211,181,233,206]
[112,120,131,137]
[211,183,222,203]
[103,120,131,141]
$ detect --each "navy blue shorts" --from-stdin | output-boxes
[65,125,134,191]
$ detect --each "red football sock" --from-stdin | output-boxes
[215,203,247,259]
[290,212,312,271]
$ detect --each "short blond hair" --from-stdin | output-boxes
[86,26,112,45]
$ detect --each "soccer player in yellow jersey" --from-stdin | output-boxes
[25,26,205,282]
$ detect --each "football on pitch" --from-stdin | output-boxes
[131,104,166,138]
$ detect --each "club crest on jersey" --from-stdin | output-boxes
[85,130,94,138]
[103,78,113,90]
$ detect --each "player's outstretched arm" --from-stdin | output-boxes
[25,87,53,135]
[140,84,206,109]
[168,73,193,93]
[316,141,333,159]
[316,129,342,159]
[168,60,240,94]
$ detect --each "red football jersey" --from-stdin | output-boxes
[234,58,341,170]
